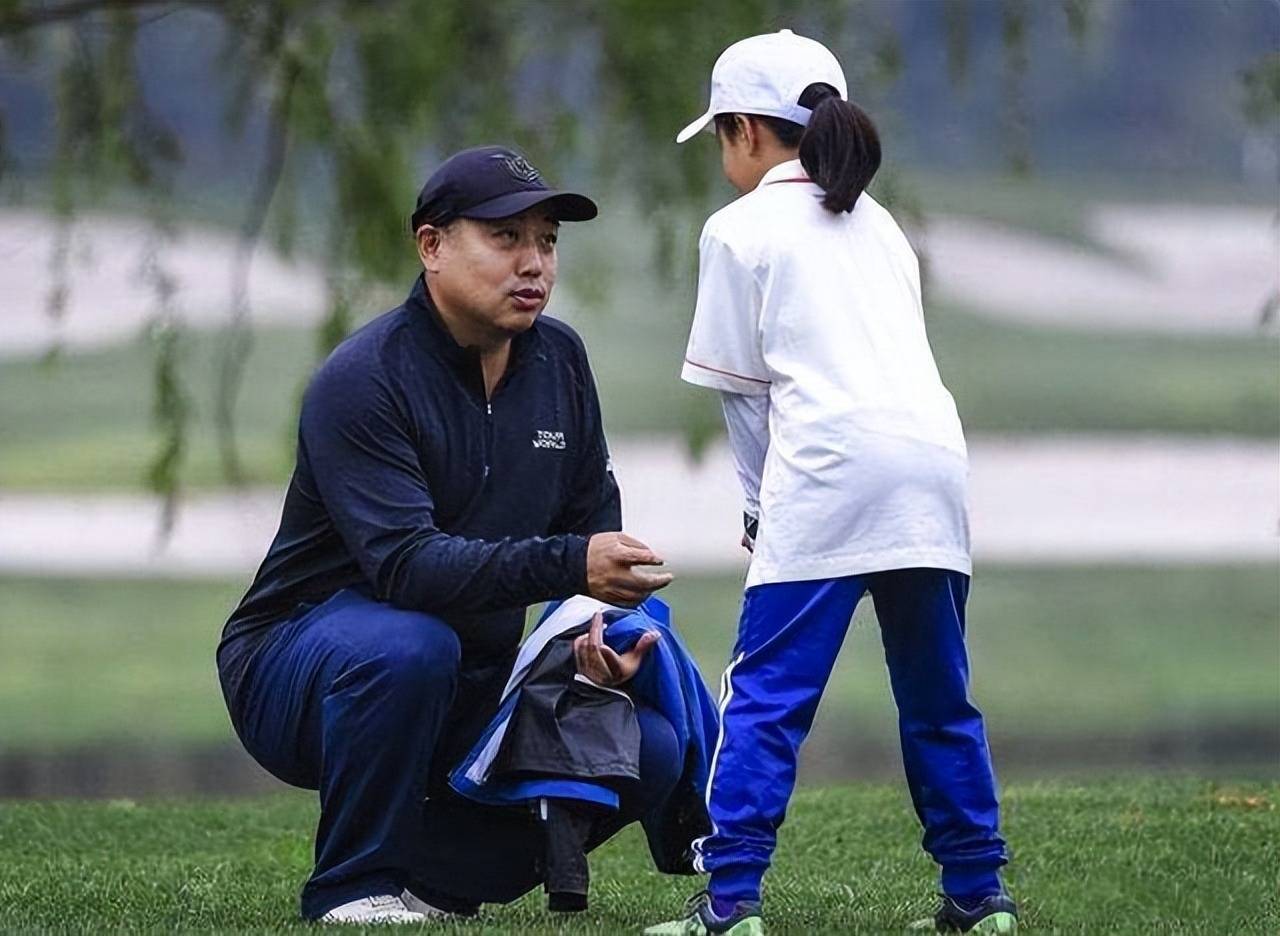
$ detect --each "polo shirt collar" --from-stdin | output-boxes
[756,158,809,190]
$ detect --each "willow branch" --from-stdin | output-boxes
[0,0,221,35]
[214,39,298,484]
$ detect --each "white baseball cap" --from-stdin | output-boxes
[675,29,848,144]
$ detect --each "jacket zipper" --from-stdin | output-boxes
[478,344,522,485]
[483,401,493,481]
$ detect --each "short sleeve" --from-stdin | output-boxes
[681,220,771,397]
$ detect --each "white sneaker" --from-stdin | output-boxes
[319,894,425,925]
[400,888,469,919]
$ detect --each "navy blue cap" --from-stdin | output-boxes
[411,146,598,231]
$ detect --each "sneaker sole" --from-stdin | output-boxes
[642,916,764,936]
[969,911,1017,934]
[318,913,425,925]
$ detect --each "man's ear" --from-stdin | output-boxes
[416,224,445,271]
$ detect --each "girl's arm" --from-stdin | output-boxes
[721,391,770,547]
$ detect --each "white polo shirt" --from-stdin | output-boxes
[681,159,971,587]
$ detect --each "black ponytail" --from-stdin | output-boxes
[712,82,881,214]
[797,83,880,214]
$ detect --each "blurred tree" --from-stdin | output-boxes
[0,0,1105,512]
[1240,49,1280,329]
[1242,51,1280,125]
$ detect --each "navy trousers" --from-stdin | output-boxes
[227,588,682,919]
[693,569,1007,903]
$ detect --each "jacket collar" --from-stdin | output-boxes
[404,274,541,378]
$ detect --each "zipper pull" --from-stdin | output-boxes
[486,402,493,416]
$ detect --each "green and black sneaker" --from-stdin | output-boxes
[910,893,1018,933]
[643,890,764,935]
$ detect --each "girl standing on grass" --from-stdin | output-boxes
[644,30,1016,936]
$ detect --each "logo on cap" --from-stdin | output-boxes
[492,153,541,185]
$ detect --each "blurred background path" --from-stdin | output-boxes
[3,201,1276,359]
[1,435,1276,578]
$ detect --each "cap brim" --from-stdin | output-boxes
[675,109,714,144]
[462,190,598,222]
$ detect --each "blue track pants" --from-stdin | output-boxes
[694,568,1007,903]
[225,588,682,919]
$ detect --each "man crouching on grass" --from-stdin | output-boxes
[215,146,677,924]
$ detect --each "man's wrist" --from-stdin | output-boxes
[564,533,591,596]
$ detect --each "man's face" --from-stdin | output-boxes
[418,208,560,342]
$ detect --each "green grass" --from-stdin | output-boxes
[0,328,318,490]
[0,779,1276,932]
[898,168,1277,256]
[580,299,1280,439]
[3,303,1277,490]
[0,577,246,749]
[2,566,1276,752]
[926,303,1280,436]
[880,169,1108,255]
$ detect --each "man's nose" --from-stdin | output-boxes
[515,241,543,277]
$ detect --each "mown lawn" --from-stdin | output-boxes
[1,566,1276,754]
[900,168,1273,254]
[2,305,1276,491]
[0,779,1275,933]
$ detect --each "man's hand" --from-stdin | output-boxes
[585,532,673,607]
[574,611,660,687]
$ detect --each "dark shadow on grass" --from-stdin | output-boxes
[2,720,1277,799]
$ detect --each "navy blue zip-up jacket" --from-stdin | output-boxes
[217,275,621,706]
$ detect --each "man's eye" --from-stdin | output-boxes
[542,234,558,247]
[495,229,518,242]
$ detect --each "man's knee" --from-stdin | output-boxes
[635,707,682,804]
[326,607,462,697]
[374,612,462,688]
